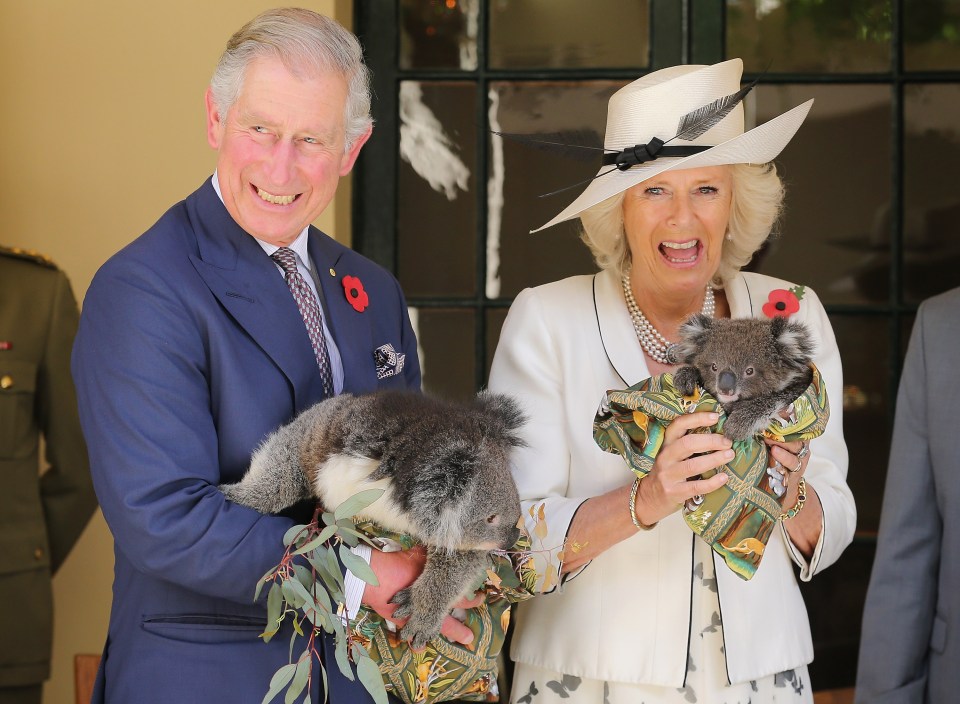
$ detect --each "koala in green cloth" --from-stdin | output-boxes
[672,314,815,442]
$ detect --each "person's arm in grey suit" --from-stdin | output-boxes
[855,301,941,703]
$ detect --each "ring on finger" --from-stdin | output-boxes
[786,456,802,473]
[797,441,810,460]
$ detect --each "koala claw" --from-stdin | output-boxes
[389,588,444,649]
[388,588,414,620]
[673,367,698,397]
[403,622,439,651]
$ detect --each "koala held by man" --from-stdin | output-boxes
[672,314,815,442]
[220,389,525,649]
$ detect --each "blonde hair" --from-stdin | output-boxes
[209,7,372,150]
[578,163,784,284]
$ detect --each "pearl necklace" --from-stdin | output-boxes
[621,273,715,364]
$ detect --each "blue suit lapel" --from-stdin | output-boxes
[185,181,328,409]
[306,231,378,394]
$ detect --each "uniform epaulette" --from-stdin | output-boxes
[0,245,57,269]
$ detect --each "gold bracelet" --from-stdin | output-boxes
[778,476,807,521]
[628,476,657,531]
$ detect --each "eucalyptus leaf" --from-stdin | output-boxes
[284,656,311,704]
[338,529,359,548]
[293,564,314,591]
[281,580,306,609]
[315,571,345,606]
[325,543,347,591]
[263,582,283,643]
[321,511,336,526]
[284,576,316,609]
[333,488,385,521]
[254,577,268,603]
[306,602,334,634]
[333,631,354,681]
[311,580,333,615]
[310,554,345,604]
[338,545,379,586]
[283,524,308,547]
[261,662,296,704]
[335,522,370,544]
[306,545,328,571]
[293,524,338,555]
[356,654,389,704]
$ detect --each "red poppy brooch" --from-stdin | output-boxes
[762,285,805,318]
[342,275,369,312]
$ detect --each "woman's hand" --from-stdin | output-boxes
[633,411,733,526]
[561,412,732,575]
[766,438,823,558]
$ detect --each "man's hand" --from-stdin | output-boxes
[363,546,484,645]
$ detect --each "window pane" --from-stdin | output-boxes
[397,81,477,297]
[488,80,624,299]
[400,0,478,70]
[903,84,960,304]
[748,84,892,306]
[726,0,892,73]
[833,314,892,535]
[489,0,649,69]
[904,0,960,70]
[411,307,476,399]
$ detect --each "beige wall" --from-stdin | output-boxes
[0,2,353,702]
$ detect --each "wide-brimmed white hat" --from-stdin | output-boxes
[534,58,813,232]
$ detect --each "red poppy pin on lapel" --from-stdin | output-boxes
[762,285,805,318]
[342,275,369,312]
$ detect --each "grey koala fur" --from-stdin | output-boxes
[672,314,815,441]
[220,389,525,650]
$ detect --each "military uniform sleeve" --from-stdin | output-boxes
[37,269,97,573]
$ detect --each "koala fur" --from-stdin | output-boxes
[672,314,815,441]
[220,389,525,649]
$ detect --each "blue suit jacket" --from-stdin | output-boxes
[72,180,420,703]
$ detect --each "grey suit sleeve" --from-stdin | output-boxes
[855,302,941,703]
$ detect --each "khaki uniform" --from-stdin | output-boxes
[0,246,97,694]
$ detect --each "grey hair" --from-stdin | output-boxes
[578,163,785,284]
[209,7,373,150]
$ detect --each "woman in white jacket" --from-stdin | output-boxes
[489,59,855,703]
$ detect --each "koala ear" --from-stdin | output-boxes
[674,313,714,363]
[476,391,528,447]
[772,319,816,368]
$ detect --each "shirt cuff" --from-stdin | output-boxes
[343,543,372,620]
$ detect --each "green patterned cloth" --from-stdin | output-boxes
[593,365,829,580]
[349,521,539,703]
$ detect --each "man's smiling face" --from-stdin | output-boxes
[205,54,369,246]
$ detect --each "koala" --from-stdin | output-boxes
[220,389,525,650]
[672,313,815,442]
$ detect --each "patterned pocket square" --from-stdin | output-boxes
[374,343,405,380]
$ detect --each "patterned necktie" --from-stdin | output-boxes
[270,247,334,397]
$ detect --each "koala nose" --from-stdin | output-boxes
[718,371,737,394]
[504,523,521,549]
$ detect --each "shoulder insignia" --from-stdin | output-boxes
[0,245,57,269]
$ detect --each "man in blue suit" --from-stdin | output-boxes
[72,8,474,702]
